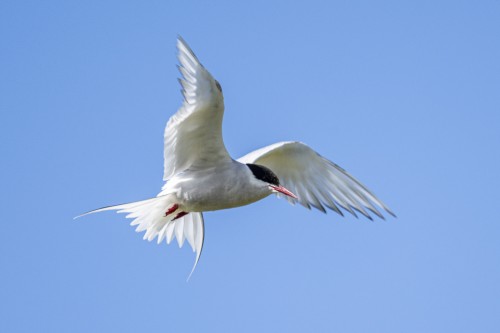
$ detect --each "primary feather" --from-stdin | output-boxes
[163,37,231,181]
[238,141,395,220]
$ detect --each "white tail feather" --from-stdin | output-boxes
[75,196,205,279]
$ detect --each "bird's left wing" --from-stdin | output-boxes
[163,37,231,180]
[238,141,395,220]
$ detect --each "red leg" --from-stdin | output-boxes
[164,204,179,217]
[173,211,188,221]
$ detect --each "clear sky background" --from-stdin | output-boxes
[1,1,499,332]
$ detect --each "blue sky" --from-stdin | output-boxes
[1,1,499,332]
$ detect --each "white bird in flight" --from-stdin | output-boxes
[79,37,395,278]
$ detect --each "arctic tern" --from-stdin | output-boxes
[78,37,395,278]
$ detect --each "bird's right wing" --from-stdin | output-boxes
[238,141,395,220]
[163,37,232,181]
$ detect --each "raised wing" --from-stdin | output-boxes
[163,37,231,180]
[238,141,395,220]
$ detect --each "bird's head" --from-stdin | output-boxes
[246,164,297,199]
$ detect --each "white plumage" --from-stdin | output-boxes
[78,37,394,279]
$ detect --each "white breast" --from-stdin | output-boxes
[161,161,271,212]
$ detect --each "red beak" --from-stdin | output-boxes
[269,185,298,199]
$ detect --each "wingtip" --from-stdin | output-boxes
[177,34,185,44]
[176,35,193,54]
[381,204,397,218]
[175,36,202,70]
[176,35,187,51]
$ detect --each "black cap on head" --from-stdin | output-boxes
[246,164,280,186]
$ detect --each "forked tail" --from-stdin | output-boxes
[76,195,204,280]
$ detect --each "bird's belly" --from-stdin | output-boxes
[180,183,269,212]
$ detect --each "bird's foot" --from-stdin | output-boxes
[164,204,179,217]
[173,211,188,221]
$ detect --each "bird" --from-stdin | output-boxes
[78,37,395,279]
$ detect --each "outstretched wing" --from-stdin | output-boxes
[163,37,231,181]
[238,141,395,220]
